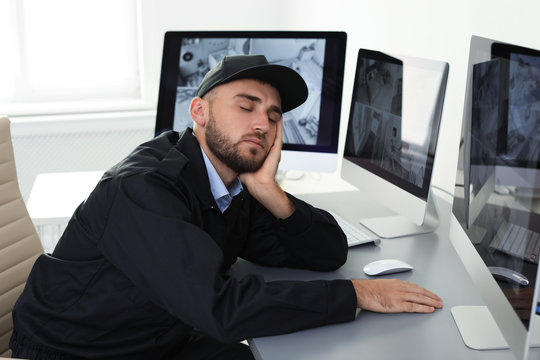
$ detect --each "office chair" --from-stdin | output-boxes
[0,116,43,357]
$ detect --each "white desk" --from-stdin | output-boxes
[230,188,540,360]
[23,169,540,358]
[27,171,104,252]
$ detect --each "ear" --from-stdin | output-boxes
[190,97,207,127]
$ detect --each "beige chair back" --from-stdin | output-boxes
[0,116,43,357]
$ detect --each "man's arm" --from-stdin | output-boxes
[95,175,356,343]
[239,119,347,271]
[240,120,443,314]
[240,194,348,271]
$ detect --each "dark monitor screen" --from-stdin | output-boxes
[155,31,346,158]
[461,58,501,227]
[460,41,540,229]
[343,49,445,201]
[471,58,502,169]
[490,43,540,169]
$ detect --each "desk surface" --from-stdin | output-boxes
[25,171,536,358]
[231,188,528,360]
[26,171,353,224]
[27,171,104,224]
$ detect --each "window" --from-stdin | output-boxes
[0,0,146,116]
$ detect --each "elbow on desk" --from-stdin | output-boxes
[316,220,349,271]
[321,233,348,271]
[293,241,348,272]
[203,326,242,344]
[319,249,348,271]
[195,310,254,344]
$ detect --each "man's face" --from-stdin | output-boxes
[204,79,283,173]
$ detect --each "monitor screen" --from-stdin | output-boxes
[461,58,502,228]
[155,31,347,172]
[340,48,448,238]
[491,42,540,169]
[343,49,442,201]
[460,41,540,225]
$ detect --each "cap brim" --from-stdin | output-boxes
[222,64,308,113]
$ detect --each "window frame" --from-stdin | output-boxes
[0,0,154,118]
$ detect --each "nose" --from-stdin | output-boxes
[252,110,270,134]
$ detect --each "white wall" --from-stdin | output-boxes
[139,0,540,193]
[12,0,540,200]
[12,112,154,200]
[137,0,294,105]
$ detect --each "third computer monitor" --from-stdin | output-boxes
[452,35,540,360]
[341,48,449,238]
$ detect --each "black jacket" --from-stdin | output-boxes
[12,129,356,359]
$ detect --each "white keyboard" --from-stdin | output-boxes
[328,210,381,247]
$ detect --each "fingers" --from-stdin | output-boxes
[401,280,439,298]
[266,119,283,163]
[274,118,283,147]
[403,303,437,313]
[400,281,442,307]
[240,119,282,185]
[400,291,442,313]
[352,279,443,314]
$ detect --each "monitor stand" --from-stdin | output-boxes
[452,306,540,351]
[451,305,509,350]
[359,191,439,238]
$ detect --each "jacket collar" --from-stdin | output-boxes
[155,129,216,210]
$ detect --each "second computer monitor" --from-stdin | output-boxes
[342,48,449,238]
[154,31,347,173]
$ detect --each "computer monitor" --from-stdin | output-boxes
[490,41,540,213]
[341,48,448,238]
[154,31,347,173]
[451,35,540,360]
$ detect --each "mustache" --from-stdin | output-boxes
[240,132,268,149]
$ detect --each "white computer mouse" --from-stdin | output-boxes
[363,259,414,276]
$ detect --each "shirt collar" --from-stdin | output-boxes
[200,145,242,213]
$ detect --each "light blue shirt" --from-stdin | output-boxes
[200,146,243,213]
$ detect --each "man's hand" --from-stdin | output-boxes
[240,120,295,219]
[352,279,443,313]
[240,119,283,189]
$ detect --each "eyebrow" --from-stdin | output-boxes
[234,93,282,116]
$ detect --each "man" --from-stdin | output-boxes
[11,55,442,359]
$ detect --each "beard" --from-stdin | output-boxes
[205,108,268,173]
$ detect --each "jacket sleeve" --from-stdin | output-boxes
[96,175,357,343]
[240,193,350,272]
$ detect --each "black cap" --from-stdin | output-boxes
[196,55,308,113]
